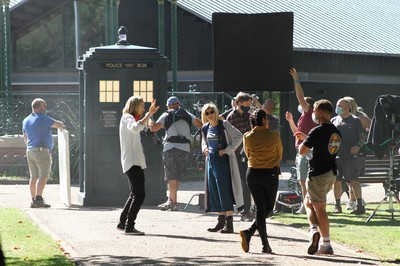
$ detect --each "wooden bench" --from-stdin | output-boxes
[359,154,400,184]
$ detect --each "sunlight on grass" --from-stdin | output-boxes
[271,203,400,263]
[0,208,74,265]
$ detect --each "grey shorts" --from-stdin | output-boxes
[26,148,52,178]
[295,152,309,180]
[336,157,361,181]
[162,148,191,181]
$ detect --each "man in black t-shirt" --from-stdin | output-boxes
[295,99,341,256]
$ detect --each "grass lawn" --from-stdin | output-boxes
[0,208,75,266]
[271,203,400,264]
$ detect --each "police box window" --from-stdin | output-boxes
[99,80,120,103]
[133,80,153,103]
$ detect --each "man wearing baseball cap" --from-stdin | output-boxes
[150,96,202,211]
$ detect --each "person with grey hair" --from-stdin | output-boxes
[331,98,366,215]
[263,98,279,131]
[22,98,65,208]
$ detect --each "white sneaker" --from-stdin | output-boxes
[157,200,171,208]
[346,200,356,210]
[315,244,334,255]
[296,204,306,214]
[346,199,367,210]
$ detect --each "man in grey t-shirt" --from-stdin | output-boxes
[150,96,202,211]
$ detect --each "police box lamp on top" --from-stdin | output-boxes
[166,96,180,106]
[366,95,400,159]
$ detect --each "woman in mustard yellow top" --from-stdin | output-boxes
[240,109,282,254]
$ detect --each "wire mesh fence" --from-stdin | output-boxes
[1,91,236,182]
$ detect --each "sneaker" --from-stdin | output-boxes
[240,212,254,222]
[117,223,125,231]
[346,200,356,210]
[158,200,171,209]
[239,230,251,253]
[240,212,249,221]
[125,228,145,235]
[296,204,306,214]
[315,245,334,255]
[307,230,320,255]
[31,197,51,208]
[170,204,178,211]
[347,199,367,210]
[333,205,342,213]
[350,205,365,214]
[362,199,367,206]
[158,200,171,208]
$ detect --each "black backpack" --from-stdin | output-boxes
[164,108,193,131]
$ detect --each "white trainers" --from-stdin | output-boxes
[346,200,356,210]
[346,199,367,210]
[296,204,306,214]
[157,200,171,208]
[307,230,320,255]
[315,245,334,255]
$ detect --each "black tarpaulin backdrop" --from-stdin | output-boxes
[212,12,293,92]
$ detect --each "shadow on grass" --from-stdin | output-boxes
[5,255,74,266]
[272,204,400,228]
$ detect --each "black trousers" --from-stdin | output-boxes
[235,151,251,213]
[120,165,146,229]
[246,167,279,227]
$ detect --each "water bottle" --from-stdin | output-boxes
[306,148,313,160]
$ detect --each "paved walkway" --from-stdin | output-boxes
[0,169,394,265]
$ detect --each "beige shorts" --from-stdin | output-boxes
[27,148,52,178]
[306,170,336,203]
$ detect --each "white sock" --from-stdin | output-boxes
[322,236,331,247]
[310,224,318,231]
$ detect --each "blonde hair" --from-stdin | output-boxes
[201,103,220,124]
[122,96,143,116]
[344,96,358,115]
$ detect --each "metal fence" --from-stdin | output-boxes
[0,91,235,181]
[0,92,80,180]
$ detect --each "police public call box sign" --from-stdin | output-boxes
[100,109,119,128]
[101,62,154,69]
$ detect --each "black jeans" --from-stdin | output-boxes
[120,165,146,229]
[246,167,279,227]
[235,151,251,213]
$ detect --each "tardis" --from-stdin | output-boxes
[77,30,167,206]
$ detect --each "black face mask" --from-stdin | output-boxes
[241,106,250,113]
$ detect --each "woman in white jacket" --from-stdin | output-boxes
[201,103,243,234]
[118,96,159,235]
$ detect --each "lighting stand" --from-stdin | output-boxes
[366,127,400,223]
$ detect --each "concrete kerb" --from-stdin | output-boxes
[25,209,80,263]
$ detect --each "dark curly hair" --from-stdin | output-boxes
[250,108,267,127]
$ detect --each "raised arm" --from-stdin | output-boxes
[290,68,310,113]
[285,111,298,134]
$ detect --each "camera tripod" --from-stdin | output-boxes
[366,133,400,223]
